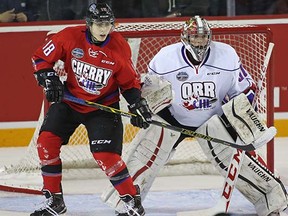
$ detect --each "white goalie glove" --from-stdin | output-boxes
[141,74,173,114]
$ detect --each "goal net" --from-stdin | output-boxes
[0,19,273,193]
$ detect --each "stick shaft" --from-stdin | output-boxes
[219,42,274,213]
[253,42,274,107]
[63,93,258,151]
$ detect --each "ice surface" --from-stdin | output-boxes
[0,138,287,216]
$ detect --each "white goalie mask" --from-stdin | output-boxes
[181,16,212,62]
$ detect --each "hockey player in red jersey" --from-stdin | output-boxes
[30,3,151,216]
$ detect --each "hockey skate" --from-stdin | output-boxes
[30,189,67,216]
[116,185,145,216]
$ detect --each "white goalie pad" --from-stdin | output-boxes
[196,115,288,216]
[141,74,173,114]
[222,93,276,144]
[101,115,181,213]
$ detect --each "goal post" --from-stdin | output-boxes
[0,19,274,193]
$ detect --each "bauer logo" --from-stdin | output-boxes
[72,48,84,58]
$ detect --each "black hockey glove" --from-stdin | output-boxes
[34,69,64,103]
[128,98,152,129]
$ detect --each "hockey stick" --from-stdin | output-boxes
[253,42,275,107]
[217,148,246,213]
[63,93,264,151]
[213,42,275,214]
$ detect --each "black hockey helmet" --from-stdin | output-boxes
[86,3,115,26]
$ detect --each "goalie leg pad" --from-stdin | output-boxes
[238,154,288,216]
[196,115,288,216]
[101,115,181,212]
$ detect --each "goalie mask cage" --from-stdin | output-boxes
[0,19,274,193]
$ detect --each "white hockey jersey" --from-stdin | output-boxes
[148,41,255,127]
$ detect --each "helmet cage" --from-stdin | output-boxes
[181,16,212,62]
[86,3,115,26]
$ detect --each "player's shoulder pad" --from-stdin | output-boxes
[210,41,237,57]
[158,42,182,55]
[109,31,131,59]
[207,41,239,71]
[148,42,183,74]
[109,31,126,42]
[150,42,182,64]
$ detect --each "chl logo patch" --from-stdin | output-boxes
[176,71,189,81]
[72,48,84,58]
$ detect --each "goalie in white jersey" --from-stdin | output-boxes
[102,16,288,216]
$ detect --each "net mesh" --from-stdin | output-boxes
[0,21,272,191]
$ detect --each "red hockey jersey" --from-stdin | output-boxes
[32,25,140,113]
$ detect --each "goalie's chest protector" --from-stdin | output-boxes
[149,42,247,127]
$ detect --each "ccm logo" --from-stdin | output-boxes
[222,149,244,210]
[101,60,115,65]
[91,140,112,145]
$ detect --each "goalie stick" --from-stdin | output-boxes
[220,42,275,212]
[63,93,266,151]
[252,42,275,107]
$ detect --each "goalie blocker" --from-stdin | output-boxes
[102,78,287,215]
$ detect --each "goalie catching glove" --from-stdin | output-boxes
[128,98,152,129]
[34,69,64,103]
